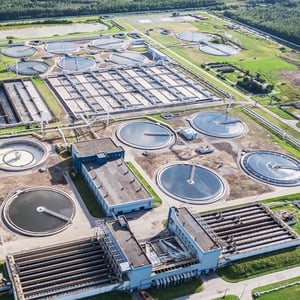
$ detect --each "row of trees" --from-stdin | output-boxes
[223,0,300,45]
[0,0,224,21]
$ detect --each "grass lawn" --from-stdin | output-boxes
[130,11,300,104]
[69,170,105,218]
[126,161,162,205]
[268,106,297,120]
[31,78,65,122]
[262,193,300,204]
[212,295,238,300]
[218,246,300,282]
[252,276,300,300]
[148,277,203,300]
[247,106,300,139]
[253,284,300,300]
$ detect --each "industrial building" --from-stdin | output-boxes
[6,203,299,300]
[178,127,198,140]
[72,138,154,216]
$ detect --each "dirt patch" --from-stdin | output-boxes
[279,70,300,87]
[0,152,72,242]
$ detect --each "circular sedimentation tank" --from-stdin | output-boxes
[45,41,79,55]
[199,43,240,56]
[0,139,48,171]
[58,56,96,71]
[12,61,49,75]
[177,32,213,43]
[91,36,125,50]
[109,51,146,65]
[157,163,226,204]
[3,46,36,58]
[116,121,175,150]
[240,150,300,187]
[3,187,75,236]
[190,112,246,138]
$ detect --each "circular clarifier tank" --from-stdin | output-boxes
[199,43,240,56]
[190,112,247,138]
[45,41,79,55]
[109,51,146,65]
[91,36,125,50]
[116,121,175,150]
[3,46,36,58]
[177,32,213,43]
[3,187,75,236]
[58,56,96,71]
[12,61,49,75]
[0,139,48,171]
[157,163,226,204]
[240,150,300,187]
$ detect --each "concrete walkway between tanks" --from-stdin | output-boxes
[174,265,300,300]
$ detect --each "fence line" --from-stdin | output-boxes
[243,107,300,149]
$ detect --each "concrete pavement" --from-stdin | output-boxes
[174,266,300,300]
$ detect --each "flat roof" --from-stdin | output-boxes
[83,158,151,206]
[175,207,220,251]
[107,217,151,269]
[73,138,123,157]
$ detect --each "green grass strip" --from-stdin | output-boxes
[32,77,65,122]
[262,193,300,204]
[252,277,300,300]
[148,277,203,300]
[69,170,105,218]
[218,246,300,282]
[212,296,238,300]
[253,276,300,294]
[127,161,162,205]
[247,106,300,139]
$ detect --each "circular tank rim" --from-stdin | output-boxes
[189,112,247,138]
[12,61,49,75]
[3,46,36,58]
[116,121,176,150]
[109,51,146,65]
[240,150,300,187]
[91,37,126,50]
[2,186,75,237]
[156,162,227,204]
[176,32,213,43]
[199,43,240,56]
[57,56,96,71]
[45,42,79,54]
[0,139,48,171]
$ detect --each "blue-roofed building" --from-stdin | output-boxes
[72,138,154,216]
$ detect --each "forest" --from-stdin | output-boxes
[222,0,300,45]
[0,0,224,20]
[0,0,299,46]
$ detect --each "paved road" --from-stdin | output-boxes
[174,266,300,300]
[122,16,300,135]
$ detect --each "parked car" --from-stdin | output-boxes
[139,290,154,300]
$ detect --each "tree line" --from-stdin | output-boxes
[0,0,224,21]
[222,0,300,45]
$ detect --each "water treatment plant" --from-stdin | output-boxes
[0,9,299,300]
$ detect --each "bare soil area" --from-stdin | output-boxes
[93,107,292,202]
[0,152,71,242]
